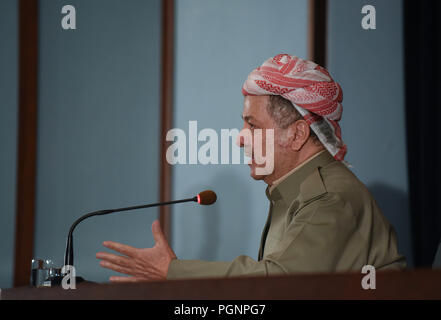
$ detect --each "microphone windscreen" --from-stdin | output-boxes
[197,190,217,205]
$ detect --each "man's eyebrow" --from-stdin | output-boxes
[241,115,254,122]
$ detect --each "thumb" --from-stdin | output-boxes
[152,220,167,245]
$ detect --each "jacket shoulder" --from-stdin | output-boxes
[297,161,407,270]
[318,161,374,208]
[297,160,372,208]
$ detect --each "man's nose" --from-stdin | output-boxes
[236,129,245,148]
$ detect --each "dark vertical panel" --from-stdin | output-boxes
[159,0,174,241]
[308,0,327,67]
[404,0,441,267]
[14,0,38,287]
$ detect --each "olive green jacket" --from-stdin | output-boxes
[167,151,406,279]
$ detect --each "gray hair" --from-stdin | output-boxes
[266,95,318,140]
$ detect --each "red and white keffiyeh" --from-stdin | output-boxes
[242,54,347,161]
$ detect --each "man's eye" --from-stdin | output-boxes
[249,123,255,129]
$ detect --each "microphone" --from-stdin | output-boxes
[63,190,217,276]
[197,190,217,205]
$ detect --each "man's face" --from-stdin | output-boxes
[237,96,288,183]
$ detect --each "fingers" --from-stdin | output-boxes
[97,242,139,276]
[97,222,170,281]
[96,251,132,268]
[99,260,133,276]
[102,241,138,257]
[152,220,166,245]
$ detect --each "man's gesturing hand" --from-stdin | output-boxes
[96,220,177,282]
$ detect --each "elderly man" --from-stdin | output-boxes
[96,54,406,282]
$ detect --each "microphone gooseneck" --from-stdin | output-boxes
[64,191,216,268]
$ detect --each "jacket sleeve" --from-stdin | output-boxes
[166,255,285,280]
[168,193,359,279]
[167,192,406,280]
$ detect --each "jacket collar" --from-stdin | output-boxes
[266,150,335,205]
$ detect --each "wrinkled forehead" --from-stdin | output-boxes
[242,95,275,124]
[242,95,269,115]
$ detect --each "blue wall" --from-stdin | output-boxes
[0,0,18,289]
[327,0,413,265]
[171,0,309,262]
[34,0,162,282]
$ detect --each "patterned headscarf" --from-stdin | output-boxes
[242,54,347,161]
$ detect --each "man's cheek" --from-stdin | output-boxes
[254,129,275,175]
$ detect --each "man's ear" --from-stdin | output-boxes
[289,120,310,151]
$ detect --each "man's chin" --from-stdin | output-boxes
[249,165,267,181]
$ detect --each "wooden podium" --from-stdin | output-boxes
[2,269,440,300]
